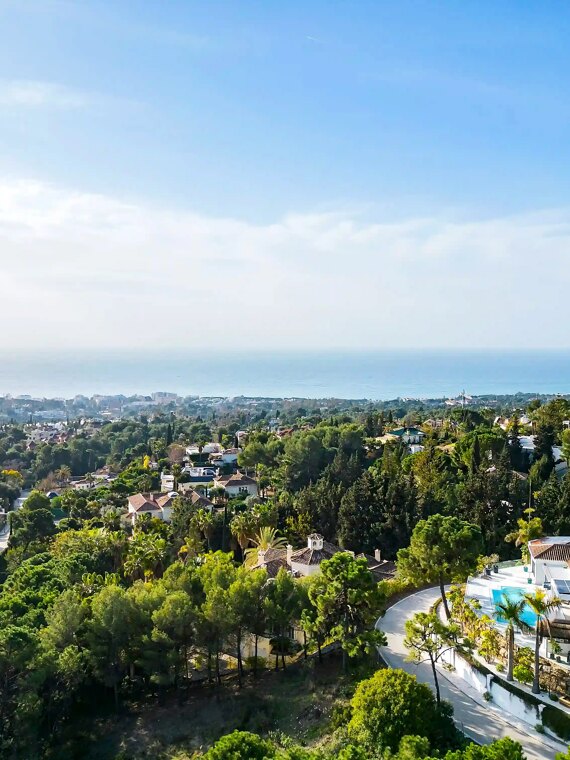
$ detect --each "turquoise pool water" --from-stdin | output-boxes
[492,586,538,627]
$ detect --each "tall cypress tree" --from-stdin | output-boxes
[470,435,481,473]
[508,414,524,471]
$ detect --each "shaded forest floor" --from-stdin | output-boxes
[68,653,378,760]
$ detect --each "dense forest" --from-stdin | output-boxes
[1,395,570,758]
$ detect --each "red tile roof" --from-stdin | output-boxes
[529,539,570,562]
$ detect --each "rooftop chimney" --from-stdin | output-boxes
[374,548,382,562]
[308,533,324,551]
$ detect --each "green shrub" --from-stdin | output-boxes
[331,703,352,729]
[535,723,545,734]
[515,646,533,669]
[513,664,533,685]
[244,656,267,671]
[496,662,505,673]
[542,705,570,741]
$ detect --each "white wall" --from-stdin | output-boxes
[441,648,543,729]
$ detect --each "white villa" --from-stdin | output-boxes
[529,537,570,599]
[127,492,177,525]
[466,535,570,663]
[215,471,258,498]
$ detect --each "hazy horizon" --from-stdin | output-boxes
[2,348,570,400]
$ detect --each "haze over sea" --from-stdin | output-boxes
[1,350,570,401]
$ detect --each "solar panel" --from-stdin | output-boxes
[553,579,570,595]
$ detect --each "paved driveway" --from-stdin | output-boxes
[378,587,562,760]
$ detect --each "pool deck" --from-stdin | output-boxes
[466,564,538,609]
[466,563,570,658]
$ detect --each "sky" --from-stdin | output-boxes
[1,0,570,351]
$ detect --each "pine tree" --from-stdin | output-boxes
[533,424,555,478]
[470,435,481,473]
[508,414,524,471]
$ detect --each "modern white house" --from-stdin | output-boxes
[210,448,241,466]
[160,473,176,491]
[529,537,570,599]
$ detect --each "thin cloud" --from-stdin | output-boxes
[0,80,139,112]
[0,178,569,350]
[0,80,90,108]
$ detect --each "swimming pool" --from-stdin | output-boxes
[491,586,537,627]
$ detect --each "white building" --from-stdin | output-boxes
[210,448,241,466]
[160,473,176,491]
[215,471,258,498]
[127,492,177,525]
[529,537,570,594]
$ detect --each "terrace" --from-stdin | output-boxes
[465,554,570,665]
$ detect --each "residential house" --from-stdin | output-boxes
[215,471,258,498]
[389,427,425,444]
[518,436,567,476]
[529,537,570,591]
[210,447,241,467]
[356,549,397,582]
[161,473,176,491]
[69,477,97,491]
[251,533,396,581]
[175,485,215,511]
[288,533,340,577]
[181,466,218,484]
[127,492,177,525]
[186,442,221,457]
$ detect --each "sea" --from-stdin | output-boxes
[1,349,570,401]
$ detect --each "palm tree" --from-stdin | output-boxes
[195,508,216,550]
[494,596,531,681]
[142,535,167,580]
[524,589,561,694]
[178,530,203,563]
[505,507,543,563]
[54,465,72,486]
[244,526,287,569]
[230,511,256,559]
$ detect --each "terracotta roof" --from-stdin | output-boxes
[250,547,288,578]
[128,492,175,512]
[252,549,288,578]
[128,493,161,512]
[216,471,257,487]
[529,539,570,562]
[188,490,214,509]
[155,493,176,509]
[290,539,340,566]
[356,553,396,580]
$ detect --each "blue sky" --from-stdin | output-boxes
[2,1,570,350]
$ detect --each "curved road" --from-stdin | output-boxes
[377,587,562,760]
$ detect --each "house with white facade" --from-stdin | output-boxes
[529,537,570,599]
[390,427,425,444]
[127,492,177,525]
[250,533,396,581]
[160,473,176,491]
[215,471,258,498]
[210,448,241,466]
